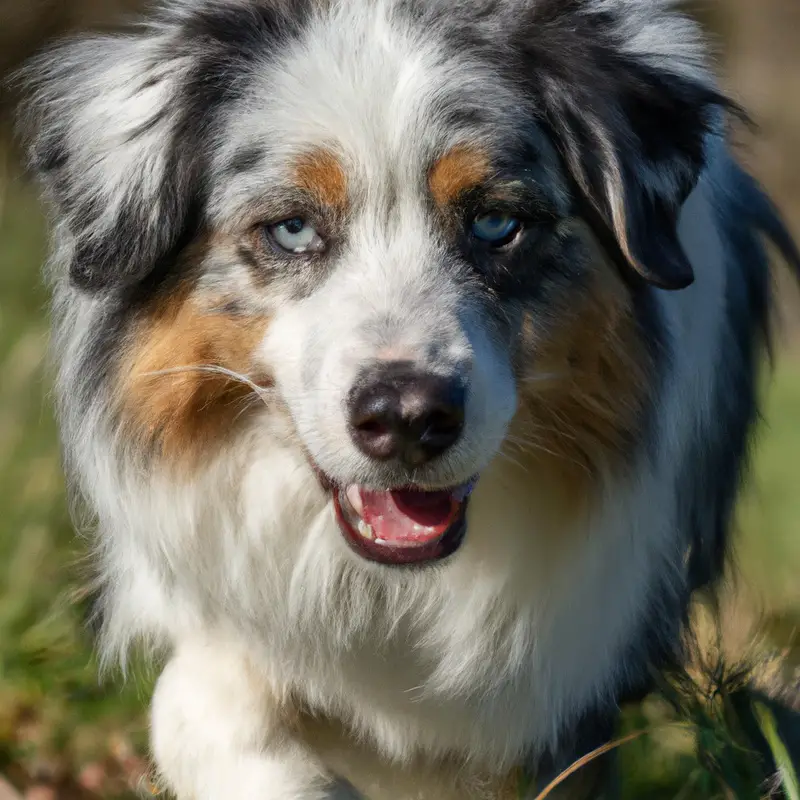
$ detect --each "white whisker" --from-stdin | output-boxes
[142,365,272,405]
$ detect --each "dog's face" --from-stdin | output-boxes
[212,32,574,564]
[21,0,729,566]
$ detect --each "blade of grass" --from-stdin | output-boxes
[753,701,800,800]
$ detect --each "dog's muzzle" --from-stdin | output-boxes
[317,361,478,566]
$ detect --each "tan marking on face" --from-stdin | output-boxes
[513,220,652,484]
[293,147,348,212]
[429,145,491,207]
[118,283,271,467]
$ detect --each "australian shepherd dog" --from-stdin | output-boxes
[16,0,800,797]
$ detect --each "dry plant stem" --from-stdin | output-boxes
[532,729,650,800]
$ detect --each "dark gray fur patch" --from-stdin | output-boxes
[18,0,316,295]
[679,156,778,592]
[225,145,266,177]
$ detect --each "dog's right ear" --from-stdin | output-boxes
[16,33,201,293]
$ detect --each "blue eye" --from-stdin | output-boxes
[470,213,522,247]
[266,217,325,254]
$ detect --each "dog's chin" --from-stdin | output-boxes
[311,465,478,566]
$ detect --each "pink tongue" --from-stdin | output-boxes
[359,489,458,543]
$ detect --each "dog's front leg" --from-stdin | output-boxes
[151,639,356,800]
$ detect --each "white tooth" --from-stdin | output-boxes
[375,539,388,546]
[346,485,365,516]
[357,520,374,541]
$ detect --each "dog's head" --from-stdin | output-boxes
[19,0,731,566]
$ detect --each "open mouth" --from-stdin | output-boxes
[331,479,477,566]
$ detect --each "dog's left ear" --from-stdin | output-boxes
[555,72,731,290]
[521,7,734,291]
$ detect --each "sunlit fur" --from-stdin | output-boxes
[17,0,800,797]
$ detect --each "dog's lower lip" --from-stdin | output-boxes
[330,480,475,567]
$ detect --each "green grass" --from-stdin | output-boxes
[0,162,151,797]
[1,156,798,798]
[738,361,800,610]
[755,701,800,800]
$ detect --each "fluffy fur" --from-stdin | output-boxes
[16,0,800,797]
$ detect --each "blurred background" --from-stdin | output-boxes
[0,2,798,798]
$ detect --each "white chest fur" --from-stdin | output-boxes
[214,437,680,769]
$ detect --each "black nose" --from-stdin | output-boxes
[348,362,466,466]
